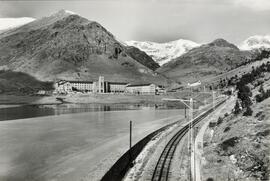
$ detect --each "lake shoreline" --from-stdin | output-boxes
[0,94,186,121]
[0,93,178,107]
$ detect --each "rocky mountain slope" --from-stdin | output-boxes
[125,46,160,71]
[126,39,200,66]
[203,97,270,180]
[202,70,270,180]
[0,10,169,86]
[157,39,253,84]
[239,35,270,50]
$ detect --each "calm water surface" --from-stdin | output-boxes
[0,103,182,121]
[0,102,187,180]
[0,108,184,181]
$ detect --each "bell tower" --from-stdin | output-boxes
[98,76,105,93]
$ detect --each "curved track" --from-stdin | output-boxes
[151,100,225,181]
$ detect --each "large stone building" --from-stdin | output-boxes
[108,82,128,93]
[69,81,94,91]
[54,76,128,94]
[126,83,157,95]
[54,77,165,95]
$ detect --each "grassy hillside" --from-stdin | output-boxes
[157,39,253,84]
[0,70,53,94]
[202,70,270,180]
[203,97,270,180]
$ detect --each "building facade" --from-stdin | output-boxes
[69,81,93,92]
[126,83,156,95]
[54,80,72,93]
[54,77,164,95]
[55,80,96,94]
[109,82,128,93]
[98,76,105,93]
[54,76,128,94]
[156,85,166,94]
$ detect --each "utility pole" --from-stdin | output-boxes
[212,91,216,109]
[204,86,207,106]
[185,105,187,118]
[162,97,197,181]
[130,120,132,150]
[129,120,133,167]
[189,98,194,181]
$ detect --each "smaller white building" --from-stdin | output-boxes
[156,85,166,94]
[54,80,72,94]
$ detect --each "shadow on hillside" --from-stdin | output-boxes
[0,70,54,104]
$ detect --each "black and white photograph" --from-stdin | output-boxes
[0,0,269,180]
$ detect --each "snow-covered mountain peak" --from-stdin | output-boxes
[126,39,200,66]
[239,35,270,50]
[49,9,78,18]
[63,10,76,15]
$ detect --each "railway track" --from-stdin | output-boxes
[151,100,226,181]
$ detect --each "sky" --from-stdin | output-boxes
[0,0,269,44]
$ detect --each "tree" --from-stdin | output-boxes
[259,84,265,95]
[217,117,223,125]
[255,94,263,102]
[242,95,252,108]
[237,85,252,108]
[243,106,253,116]
[234,100,241,115]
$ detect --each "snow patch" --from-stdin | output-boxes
[126,39,200,66]
[64,10,76,15]
[239,35,270,50]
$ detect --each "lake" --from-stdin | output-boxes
[0,105,185,181]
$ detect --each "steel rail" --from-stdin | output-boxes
[151,100,226,181]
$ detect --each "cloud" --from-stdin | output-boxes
[233,0,270,11]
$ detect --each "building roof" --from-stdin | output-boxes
[157,85,165,88]
[108,82,128,85]
[56,80,69,85]
[56,80,93,84]
[68,81,93,84]
[126,83,154,87]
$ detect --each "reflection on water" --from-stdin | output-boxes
[0,103,183,121]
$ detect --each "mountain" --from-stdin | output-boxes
[157,39,253,84]
[0,70,53,94]
[126,39,200,66]
[0,17,35,33]
[0,10,169,87]
[0,10,73,38]
[239,35,270,50]
[125,46,160,71]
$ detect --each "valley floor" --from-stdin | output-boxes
[0,94,170,106]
